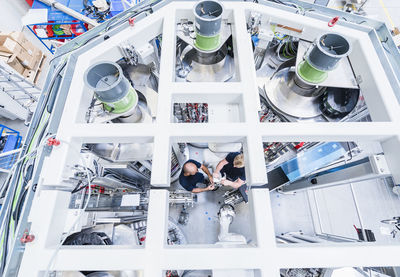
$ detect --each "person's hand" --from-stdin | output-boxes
[212,172,221,180]
[207,184,215,191]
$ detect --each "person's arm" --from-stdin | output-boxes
[215,158,228,174]
[222,178,245,189]
[201,164,213,184]
[192,184,214,193]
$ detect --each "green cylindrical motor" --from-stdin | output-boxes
[193,0,224,51]
[84,61,138,114]
[297,33,351,84]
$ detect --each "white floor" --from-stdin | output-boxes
[328,0,400,30]
[271,178,400,244]
[300,0,400,31]
[270,189,316,236]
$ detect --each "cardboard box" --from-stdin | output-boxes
[0,36,21,54]
[17,46,42,70]
[8,54,25,74]
[0,52,25,74]
[6,32,37,56]
[15,47,35,69]
[0,36,34,69]
[22,68,37,84]
[0,33,43,69]
[23,48,43,71]
[33,48,43,65]
[0,52,12,62]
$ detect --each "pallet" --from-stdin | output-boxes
[22,53,47,86]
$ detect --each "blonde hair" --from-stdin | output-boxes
[233,154,244,168]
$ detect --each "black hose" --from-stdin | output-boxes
[71,180,84,194]
[46,74,63,113]
[12,164,33,226]
[12,188,28,229]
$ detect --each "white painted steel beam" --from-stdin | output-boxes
[64,122,397,142]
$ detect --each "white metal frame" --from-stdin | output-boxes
[18,2,400,276]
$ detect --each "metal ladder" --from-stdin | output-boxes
[0,61,42,121]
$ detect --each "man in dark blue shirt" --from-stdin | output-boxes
[214,152,246,189]
[179,159,214,193]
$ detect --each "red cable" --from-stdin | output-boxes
[328,16,339,27]
[260,113,268,122]
[294,142,305,149]
[264,144,274,152]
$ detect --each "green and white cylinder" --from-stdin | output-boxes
[297,33,351,84]
[84,61,138,114]
[193,0,223,51]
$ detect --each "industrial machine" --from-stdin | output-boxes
[176,0,235,82]
[1,0,400,276]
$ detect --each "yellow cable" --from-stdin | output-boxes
[378,0,395,29]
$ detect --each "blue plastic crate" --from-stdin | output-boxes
[32,0,77,21]
[110,0,127,17]
[32,0,130,21]
[32,0,97,21]
[0,125,22,171]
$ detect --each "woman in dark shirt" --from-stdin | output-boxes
[214,152,246,189]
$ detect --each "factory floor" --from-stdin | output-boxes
[301,0,400,31]
[168,186,254,245]
[168,145,255,245]
[329,0,400,30]
[271,178,400,243]
[271,141,400,244]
